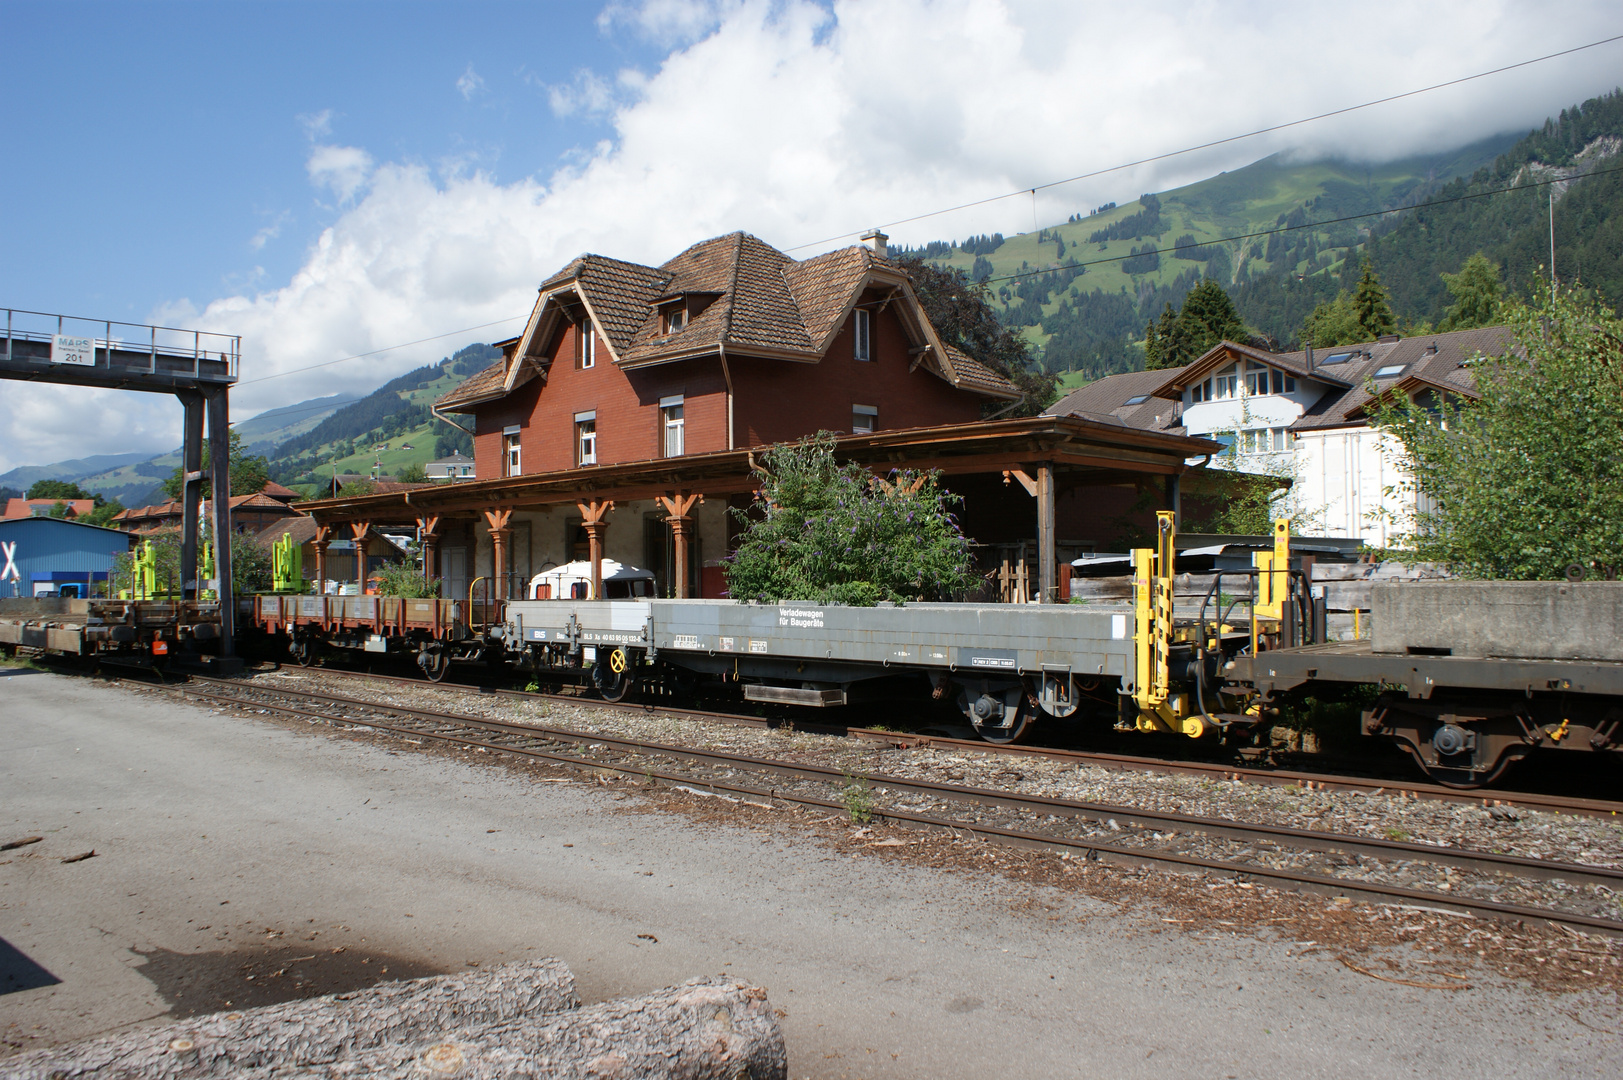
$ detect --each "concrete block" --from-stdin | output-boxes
[1372,580,1623,661]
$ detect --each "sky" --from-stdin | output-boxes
[1,0,1620,474]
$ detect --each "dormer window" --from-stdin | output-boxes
[854,308,872,362]
[664,304,687,335]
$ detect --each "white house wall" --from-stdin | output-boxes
[1293,427,1412,549]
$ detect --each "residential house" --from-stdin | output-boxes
[114,492,306,536]
[4,498,97,520]
[1046,325,1511,547]
[425,453,476,480]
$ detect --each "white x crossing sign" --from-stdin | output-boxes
[1,541,18,582]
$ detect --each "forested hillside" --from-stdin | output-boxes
[905,88,1623,385]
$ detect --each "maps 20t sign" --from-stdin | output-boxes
[51,334,96,366]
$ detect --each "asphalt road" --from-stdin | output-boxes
[1,669,1616,1078]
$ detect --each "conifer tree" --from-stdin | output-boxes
[1352,256,1396,339]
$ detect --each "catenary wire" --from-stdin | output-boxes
[236,316,524,386]
[782,32,1623,253]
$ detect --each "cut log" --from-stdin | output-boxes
[255,979,786,1080]
[2,958,577,1080]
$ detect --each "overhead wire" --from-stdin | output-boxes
[973,161,1623,289]
[782,31,1623,253]
[228,33,1623,407]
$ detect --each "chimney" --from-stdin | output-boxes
[1305,344,1314,372]
[860,228,889,259]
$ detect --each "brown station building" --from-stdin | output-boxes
[295,230,1223,604]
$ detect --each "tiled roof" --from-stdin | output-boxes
[436,232,1017,410]
[1290,325,1510,430]
[1045,365,1191,435]
[1044,325,1516,438]
[258,480,302,503]
[4,498,97,519]
[435,358,508,410]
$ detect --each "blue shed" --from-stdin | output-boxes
[0,517,136,599]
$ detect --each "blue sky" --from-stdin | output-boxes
[2,0,1620,473]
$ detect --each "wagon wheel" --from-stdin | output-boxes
[289,634,316,667]
[418,643,451,683]
[593,647,634,703]
[959,686,1034,745]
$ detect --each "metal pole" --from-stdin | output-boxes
[178,391,205,605]
[206,387,235,657]
[1549,184,1557,304]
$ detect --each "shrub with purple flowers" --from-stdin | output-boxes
[722,433,977,605]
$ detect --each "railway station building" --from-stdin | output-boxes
[295,231,1223,603]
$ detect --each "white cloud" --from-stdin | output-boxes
[5,0,1620,472]
[249,211,292,252]
[306,144,374,204]
[297,108,333,140]
[547,69,620,117]
[457,64,486,101]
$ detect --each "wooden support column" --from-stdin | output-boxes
[313,525,331,594]
[1003,466,1057,603]
[350,522,371,591]
[1164,472,1181,528]
[1037,463,1056,604]
[576,500,614,600]
[484,508,513,601]
[655,491,704,598]
[416,515,441,582]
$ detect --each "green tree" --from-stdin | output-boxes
[83,498,126,527]
[396,461,429,484]
[163,429,271,500]
[26,479,90,501]
[896,255,1057,415]
[1438,253,1502,331]
[1143,280,1250,369]
[1369,284,1623,579]
[723,433,978,605]
[1352,256,1396,339]
[1300,292,1365,348]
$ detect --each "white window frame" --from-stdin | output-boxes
[503,426,522,477]
[854,308,872,362]
[660,395,685,457]
[852,403,877,434]
[575,411,597,466]
[1212,366,1237,400]
[665,304,687,335]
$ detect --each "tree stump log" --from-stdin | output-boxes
[3,959,577,1080]
[258,979,786,1080]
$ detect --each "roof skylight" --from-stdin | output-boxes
[1374,364,1407,379]
[1123,394,1150,405]
[1319,352,1352,365]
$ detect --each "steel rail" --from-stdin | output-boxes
[290,664,1623,821]
[179,676,1623,894]
[149,676,1623,936]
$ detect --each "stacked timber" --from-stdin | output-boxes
[2,961,787,1080]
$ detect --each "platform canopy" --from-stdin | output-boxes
[294,415,1222,525]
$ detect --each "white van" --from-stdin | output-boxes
[528,560,657,600]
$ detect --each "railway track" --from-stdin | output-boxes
[286,662,1623,822]
[136,670,1623,936]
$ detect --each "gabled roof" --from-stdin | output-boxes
[435,232,1019,413]
[1045,365,1192,435]
[1045,324,1516,439]
[1152,340,1353,400]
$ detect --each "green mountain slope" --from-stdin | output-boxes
[902,133,1518,379]
[908,88,1623,385]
